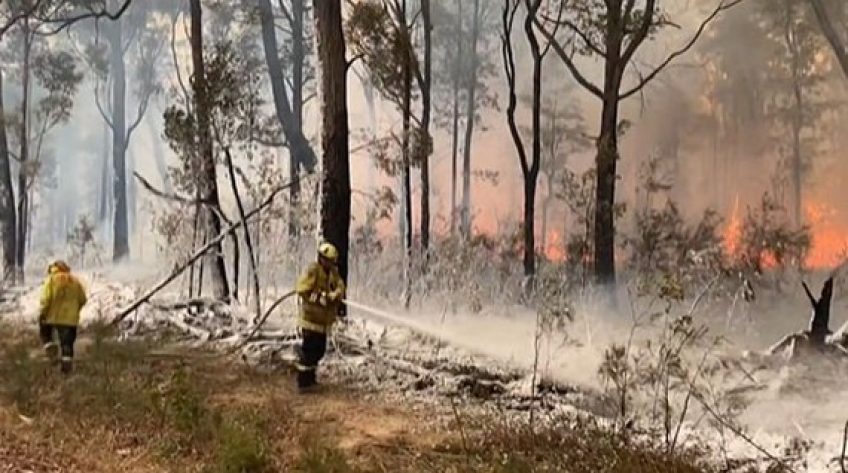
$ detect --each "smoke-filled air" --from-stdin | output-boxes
[1,0,848,471]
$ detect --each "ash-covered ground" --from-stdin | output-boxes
[3,265,848,472]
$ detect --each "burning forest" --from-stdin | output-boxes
[1,0,848,471]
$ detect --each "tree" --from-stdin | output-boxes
[313,0,351,282]
[86,0,165,261]
[256,0,317,238]
[0,68,15,280]
[459,0,480,239]
[347,0,427,303]
[4,4,83,277]
[534,86,589,255]
[420,0,432,252]
[537,0,741,284]
[502,0,551,279]
[189,0,230,300]
[762,0,829,228]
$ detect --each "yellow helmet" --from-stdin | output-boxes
[48,260,70,274]
[318,242,339,262]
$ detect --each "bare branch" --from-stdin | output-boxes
[535,19,603,98]
[619,0,744,100]
[541,14,606,58]
[35,0,135,37]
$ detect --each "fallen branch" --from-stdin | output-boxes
[225,290,296,355]
[693,393,796,473]
[111,176,307,326]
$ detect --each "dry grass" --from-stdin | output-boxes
[0,321,718,472]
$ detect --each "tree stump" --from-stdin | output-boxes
[766,276,847,360]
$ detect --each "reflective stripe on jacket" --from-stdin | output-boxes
[39,268,87,327]
[295,262,345,332]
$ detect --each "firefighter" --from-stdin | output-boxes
[294,242,346,393]
[39,260,88,374]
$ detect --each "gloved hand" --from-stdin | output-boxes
[327,289,342,303]
[308,292,319,304]
[318,292,328,307]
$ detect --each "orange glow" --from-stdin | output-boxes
[804,200,848,268]
[543,231,565,262]
[722,196,848,269]
[723,194,742,257]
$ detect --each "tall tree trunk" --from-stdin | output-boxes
[257,0,316,238]
[0,68,16,281]
[786,1,803,228]
[450,0,462,235]
[109,7,130,261]
[190,0,230,300]
[128,145,137,236]
[16,22,31,277]
[399,0,413,305]
[523,0,542,279]
[99,121,110,222]
[594,96,621,284]
[461,0,480,239]
[420,0,432,253]
[289,0,306,238]
[313,0,351,282]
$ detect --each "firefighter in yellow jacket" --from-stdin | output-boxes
[39,260,87,374]
[294,242,346,392]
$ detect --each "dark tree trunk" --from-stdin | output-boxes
[593,13,626,285]
[289,0,307,238]
[16,21,31,277]
[190,0,230,301]
[523,0,542,278]
[461,0,481,239]
[594,96,620,284]
[450,0,462,234]
[420,0,432,253]
[401,6,412,255]
[109,7,130,261]
[257,0,316,230]
[313,0,351,282]
[0,68,16,281]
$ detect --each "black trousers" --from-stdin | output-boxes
[296,329,327,388]
[39,323,77,360]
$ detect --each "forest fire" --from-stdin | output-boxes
[804,200,848,268]
[722,196,848,269]
[543,231,565,262]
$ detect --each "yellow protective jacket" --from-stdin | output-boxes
[39,266,87,327]
[295,262,345,333]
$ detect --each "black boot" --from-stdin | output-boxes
[60,358,72,375]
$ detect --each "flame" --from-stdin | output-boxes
[543,231,565,262]
[722,195,848,269]
[804,200,848,268]
[723,194,742,257]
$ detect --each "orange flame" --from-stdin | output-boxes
[722,195,848,269]
[804,200,848,268]
[723,195,742,257]
[543,230,565,262]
